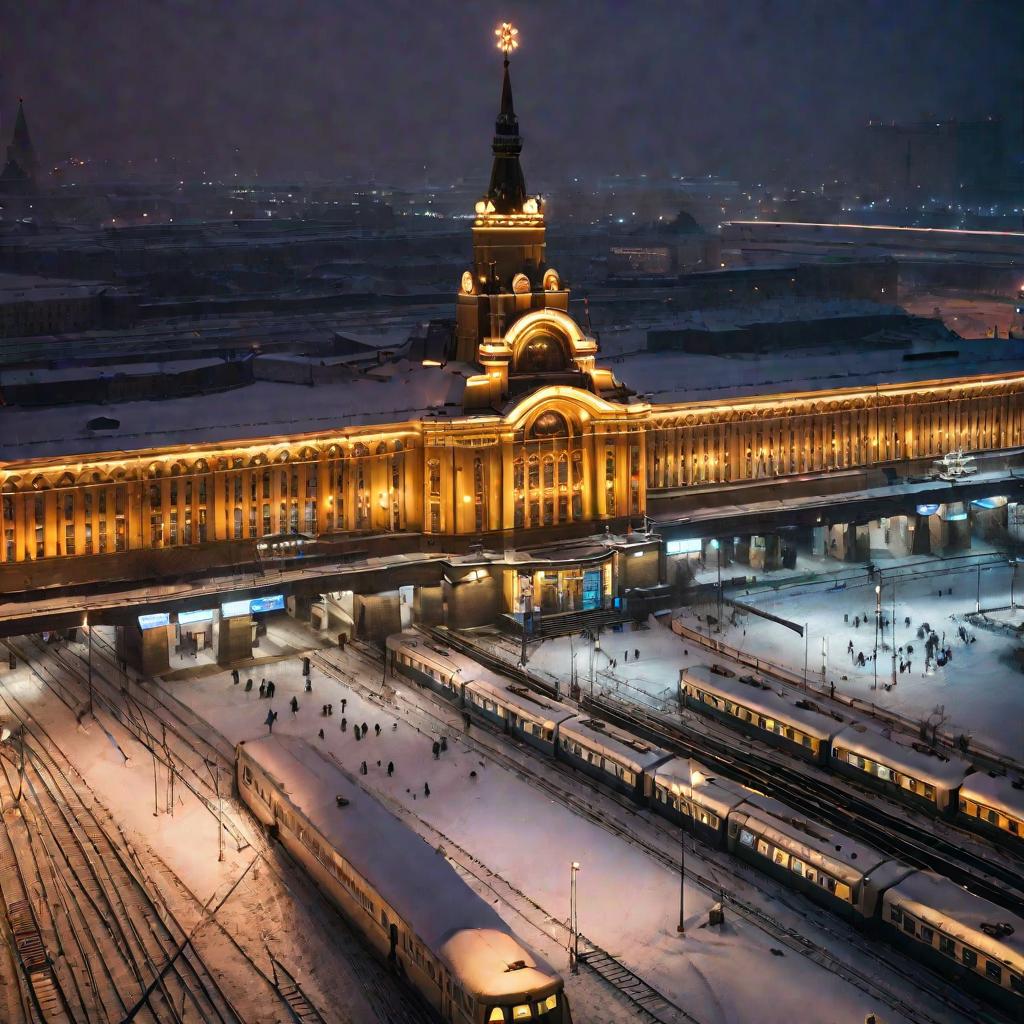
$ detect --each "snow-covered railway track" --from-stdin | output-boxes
[0,687,247,1024]
[380,635,1006,1024]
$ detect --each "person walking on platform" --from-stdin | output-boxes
[245,678,253,693]
[265,708,276,734]
[387,761,394,777]
[290,695,299,716]
[259,680,266,698]
[424,782,430,797]
[268,680,276,698]
[232,668,239,685]
[375,723,381,737]
[432,740,440,759]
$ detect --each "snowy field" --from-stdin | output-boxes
[162,639,984,1024]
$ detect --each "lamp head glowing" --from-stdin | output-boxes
[571,861,581,870]
[495,21,519,57]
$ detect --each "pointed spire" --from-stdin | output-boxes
[1,98,38,191]
[486,29,527,214]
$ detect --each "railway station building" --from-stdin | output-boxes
[3,51,1024,668]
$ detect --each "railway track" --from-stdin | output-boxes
[438,627,1024,918]
[0,689,246,1024]
[3,632,438,1024]
[316,643,998,1024]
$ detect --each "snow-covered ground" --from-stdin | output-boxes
[712,560,1024,757]
[164,638,984,1024]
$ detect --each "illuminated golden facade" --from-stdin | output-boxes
[2,27,1024,582]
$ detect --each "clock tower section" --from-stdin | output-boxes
[457,24,570,404]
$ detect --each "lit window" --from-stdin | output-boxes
[543,994,558,1010]
[513,1006,531,1020]
[488,1009,505,1022]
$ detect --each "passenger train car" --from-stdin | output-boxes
[236,735,569,1024]
[386,632,1024,1011]
[681,665,1024,841]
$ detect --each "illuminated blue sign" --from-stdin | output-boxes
[178,608,214,625]
[221,595,285,618]
[138,612,170,630]
[915,504,940,516]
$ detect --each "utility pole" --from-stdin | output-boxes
[891,578,897,687]
[85,613,94,717]
[976,561,982,613]
[204,759,225,863]
[873,583,881,690]
[569,861,580,974]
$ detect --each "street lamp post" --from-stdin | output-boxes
[873,583,881,690]
[84,613,94,717]
[710,539,722,631]
[569,861,580,973]
[204,759,225,863]
[891,578,897,688]
[671,764,700,935]
[976,562,982,614]
[1011,559,1018,610]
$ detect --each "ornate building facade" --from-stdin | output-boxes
[2,38,1024,624]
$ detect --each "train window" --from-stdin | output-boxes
[848,752,862,768]
[889,906,902,923]
[962,948,977,969]
[902,916,915,936]
[804,868,817,885]
[986,809,998,825]
[876,765,892,782]
[985,961,1002,983]
[923,784,934,800]
[919,926,934,944]
[739,829,754,848]
[1011,974,1023,994]
[835,882,851,902]
[756,838,769,857]
[772,848,790,868]
[488,1008,505,1022]
[542,994,558,1010]
[1010,820,1019,834]
[512,1005,531,1020]
[791,858,805,877]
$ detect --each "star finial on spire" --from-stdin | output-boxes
[495,22,519,61]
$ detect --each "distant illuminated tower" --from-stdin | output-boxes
[0,99,39,193]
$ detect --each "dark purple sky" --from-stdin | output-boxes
[5,0,1023,184]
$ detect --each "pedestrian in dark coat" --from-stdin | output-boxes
[232,668,239,685]
[265,709,275,734]
[360,761,368,775]
[440,736,448,753]
[318,728,324,740]
[290,695,299,715]
[361,722,368,737]
[375,723,381,737]
[341,717,347,732]
[259,680,266,698]
[432,741,440,759]
[355,726,362,741]
[624,651,629,663]
[634,648,640,661]
[424,782,430,797]
[245,678,253,692]
[268,681,275,698]
[387,762,394,777]
[341,698,347,713]
[463,712,471,730]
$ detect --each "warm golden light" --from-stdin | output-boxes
[495,21,519,55]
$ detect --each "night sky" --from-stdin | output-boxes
[5,0,1024,184]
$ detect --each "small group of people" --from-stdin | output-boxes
[358,759,396,778]
[431,735,449,759]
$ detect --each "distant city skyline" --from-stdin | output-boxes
[4,0,1024,185]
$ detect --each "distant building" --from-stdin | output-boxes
[859,119,1004,202]
[0,99,38,195]
[608,211,720,279]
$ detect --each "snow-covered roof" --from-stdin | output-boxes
[613,338,1024,407]
[558,717,672,775]
[239,735,562,1001]
[884,871,1024,973]
[683,665,844,742]
[652,758,749,820]
[831,725,969,790]
[734,793,892,887]
[959,773,1024,821]
[0,364,467,463]
[463,676,577,729]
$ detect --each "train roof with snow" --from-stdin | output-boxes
[883,871,1024,973]
[462,675,578,729]
[959,772,1024,820]
[238,734,561,1000]
[558,716,672,775]
[830,725,970,790]
[652,759,749,820]
[681,665,845,742]
[734,793,893,885]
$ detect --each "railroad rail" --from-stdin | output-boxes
[576,946,699,1024]
[435,626,1024,919]
[317,643,992,1024]
[0,689,246,1024]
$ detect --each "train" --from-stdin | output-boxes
[386,632,1024,1014]
[236,734,570,1024]
[681,664,1024,843]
